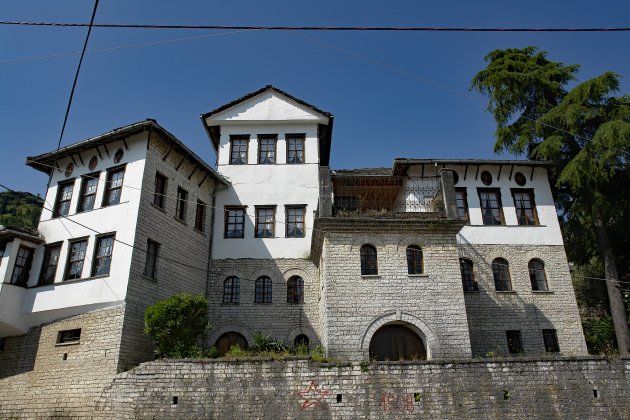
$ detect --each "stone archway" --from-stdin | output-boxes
[215,332,248,356]
[368,323,426,361]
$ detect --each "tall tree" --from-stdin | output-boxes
[471,47,630,355]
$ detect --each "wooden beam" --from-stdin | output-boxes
[508,165,514,181]
[188,166,198,180]
[497,164,503,181]
[96,146,103,160]
[162,144,175,161]
[421,164,425,178]
[175,155,186,171]
[103,144,110,157]
[70,154,78,165]
[530,166,535,181]
[198,173,208,188]
[475,165,480,180]
[122,138,129,150]
[77,153,84,166]
[463,164,469,180]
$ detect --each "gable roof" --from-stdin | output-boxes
[199,85,335,165]
[26,119,229,187]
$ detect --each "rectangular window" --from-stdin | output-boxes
[478,189,504,225]
[77,174,99,213]
[286,206,305,238]
[175,187,188,221]
[542,329,560,352]
[65,239,88,280]
[103,167,125,206]
[506,330,523,354]
[512,189,538,226]
[92,234,115,277]
[255,206,275,238]
[258,135,277,164]
[144,239,160,280]
[11,246,34,286]
[54,181,74,217]
[0,337,6,351]
[153,173,167,209]
[40,243,62,286]
[57,329,81,344]
[286,134,305,164]
[195,200,206,232]
[225,207,246,238]
[230,136,249,164]
[455,188,469,221]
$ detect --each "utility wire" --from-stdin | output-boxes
[47,0,99,192]
[1,21,629,32]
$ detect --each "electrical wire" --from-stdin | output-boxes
[1,21,629,32]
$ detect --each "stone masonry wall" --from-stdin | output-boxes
[118,132,218,370]
[321,231,472,360]
[459,243,588,357]
[0,305,125,418]
[95,357,630,419]
[208,258,320,348]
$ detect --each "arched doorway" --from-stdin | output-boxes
[216,332,248,356]
[368,323,427,361]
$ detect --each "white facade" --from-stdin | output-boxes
[205,89,331,259]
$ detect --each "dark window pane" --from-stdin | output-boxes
[455,188,468,221]
[92,235,114,276]
[287,135,305,164]
[460,258,477,291]
[78,175,99,212]
[153,173,167,208]
[54,182,74,217]
[103,168,125,206]
[230,138,248,164]
[506,330,523,354]
[543,329,560,352]
[11,246,34,286]
[223,276,240,304]
[287,276,304,303]
[65,240,88,280]
[255,207,274,238]
[58,329,81,344]
[406,245,423,274]
[529,259,548,291]
[360,245,378,275]
[255,276,272,303]
[195,200,206,231]
[225,208,245,238]
[479,190,503,225]
[513,190,538,225]
[175,187,188,221]
[492,258,512,291]
[40,244,61,285]
[143,239,159,279]
[258,136,276,164]
[286,206,305,238]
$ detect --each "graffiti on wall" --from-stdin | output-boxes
[380,392,415,413]
[298,380,330,411]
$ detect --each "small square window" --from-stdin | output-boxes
[230,136,249,164]
[286,134,305,164]
[57,329,81,344]
[542,329,560,352]
[225,207,246,238]
[175,187,188,221]
[506,330,523,354]
[258,135,277,164]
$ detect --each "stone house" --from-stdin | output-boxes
[0,86,587,396]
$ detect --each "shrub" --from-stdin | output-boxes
[294,342,309,356]
[144,293,210,358]
[582,314,617,355]
[226,344,245,357]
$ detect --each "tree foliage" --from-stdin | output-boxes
[0,191,42,228]
[144,293,210,358]
[472,47,630,354]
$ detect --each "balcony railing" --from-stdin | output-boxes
[331,176,445,217]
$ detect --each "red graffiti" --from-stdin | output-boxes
[380,393,414,413]
[298,380,330,411]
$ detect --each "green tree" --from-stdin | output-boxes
[0,191,43,228]
[472,47,630,355]
[144,293,210,358]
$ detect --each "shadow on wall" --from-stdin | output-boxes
[0,325,41,379]
[457,235,558,357]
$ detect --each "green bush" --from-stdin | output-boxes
[144,293,210,358]
[582,314,617,355]
[226,344,245,357]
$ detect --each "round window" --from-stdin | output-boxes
[64,162,74,177]
[452,171,459,185]
[514,172,526,186]
[88,156,98,170]
[114,148,124,163]
[480,170,492,186]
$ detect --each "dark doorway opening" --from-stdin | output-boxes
[368,323,427,361]
[216,332,248,356]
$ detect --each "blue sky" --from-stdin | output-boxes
[1,0,629,195]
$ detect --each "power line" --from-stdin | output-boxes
[0,29,258,64]
[1,21,629,32]
[48,0,99,192]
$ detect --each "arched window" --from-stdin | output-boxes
[223,276,240,304]
[492,258,512,291]
[216,332,248,356]
[255,276,272,303]
[529,259,548,291]
[459,258,477,291]
[360,244,378,275]
[294,334,309,348]
[406,245,423,274]
[287,276,304,303]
